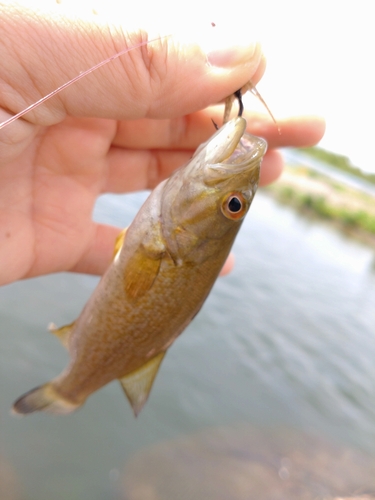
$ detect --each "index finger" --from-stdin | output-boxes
[104,113,324,193]
[112,110,325,151]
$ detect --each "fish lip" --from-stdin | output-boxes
[222,132,267,166]
[200,117,247,165]
[207,131,267,180]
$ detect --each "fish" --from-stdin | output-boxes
[12,102,267,417]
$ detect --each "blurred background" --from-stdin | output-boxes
[1,1,375,499]
[239,1,374,174]
[192,0,374,173]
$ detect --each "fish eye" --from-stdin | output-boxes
[228,196,242,212]
[221,192,247,220]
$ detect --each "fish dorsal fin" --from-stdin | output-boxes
[113,227,128,260]
[48,322,75,349]
[119,351,166,417]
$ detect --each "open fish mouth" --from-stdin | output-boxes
[201,115,267,178]
[220,131,267,168]
[206,123,267,182]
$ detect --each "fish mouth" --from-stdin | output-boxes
[219,132,267,169]
[205,117,267,182]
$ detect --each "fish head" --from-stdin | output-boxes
[161,117,267,260]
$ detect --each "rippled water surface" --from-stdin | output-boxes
[1,190,375,499]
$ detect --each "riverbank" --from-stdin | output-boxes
[301,147,375,186]
[263,163,375,250]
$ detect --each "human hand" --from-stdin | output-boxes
[0,3,325,286]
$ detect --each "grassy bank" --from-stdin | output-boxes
[300,146,375,185]
[264,164,375,249]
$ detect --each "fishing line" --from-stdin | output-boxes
[0,35,171,130]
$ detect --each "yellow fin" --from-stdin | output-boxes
[113,227,127,259]
[12,383,80,415]
[48,321,75,349]
[119,351,165,417]
[123,249,162,300]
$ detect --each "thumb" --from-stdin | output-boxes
[0,2,264,127]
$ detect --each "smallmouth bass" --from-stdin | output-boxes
[13,113,267,416]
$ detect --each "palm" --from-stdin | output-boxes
[1,117,117,284]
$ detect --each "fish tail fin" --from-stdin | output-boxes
[12,383,80,415]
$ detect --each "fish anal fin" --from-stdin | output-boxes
[48,321,75,349]
[113,227,128,259]
[12,383,80,415]
[119,351,165,417]
[123,248,162,300]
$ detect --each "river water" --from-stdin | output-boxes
[1,186,375,499]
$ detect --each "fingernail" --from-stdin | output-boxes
[169,22,261,68]
[198,27,260,68]
[206,41,260,68]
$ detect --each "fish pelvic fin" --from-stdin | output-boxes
[12,383,80,415]
[119,351,166,417]
[48,321,75,349]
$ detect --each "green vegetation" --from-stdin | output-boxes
[264,165,375,249]
[300,146,375,185]
[274,186,375,235]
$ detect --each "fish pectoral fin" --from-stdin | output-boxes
[119,351,166,417]
[123,247,163,300]
[48,321,75,349]
[113,227,128,259]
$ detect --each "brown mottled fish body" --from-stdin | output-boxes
[13,117,267,416]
